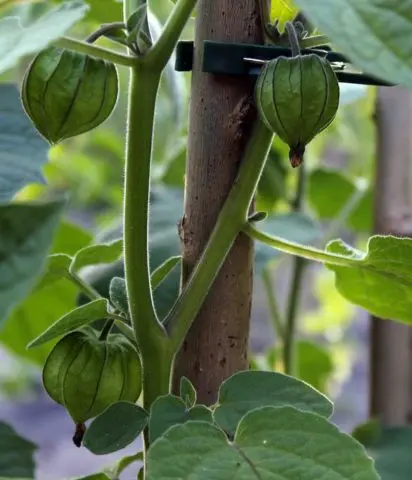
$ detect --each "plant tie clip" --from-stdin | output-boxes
[175,40,393,87]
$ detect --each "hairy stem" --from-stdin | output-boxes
[54,36,135,66]
[124,64,166,348]
[85,22,126,44]
[167,120,274,351]
[146,0,197,68]
[285,21,301,57]
[243,222,357,267]
[68,271,102,300]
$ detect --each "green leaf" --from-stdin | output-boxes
[151,256,181,290]
[109,276,128,315]
[270,0,299,32]
[257,149,287,212]
[149,394,213,444]
[213,370,332,435]
[0,200,64,325]
[180,376,196,409]
[0,422,36,478]
[27,298,109,347]
[0,278,78,365]
[255,213,321,274]
[0,0,89,74]
[37,253,72,289]
[352,419,383,448]
[295,341,334,392]
[83,402,148,455]
[308,168,356,219]
[0,220,90,364]
[103,452,144,480]
[354,423,412,480]
[83,0,123,23]
[50,219,92,255]
[327,236,412,324]
[0,84,49,201]
[70,240,123,273]
[294,0,412,87]
[308,168,372,232]
[147,406,378,479]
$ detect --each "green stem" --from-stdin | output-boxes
[145,0,197,68]
[99,319,114,341]
[262,267,285,342]
[54,36,135,66]
[85,22,126,44]
[114,320,136,343]
[283,163,306,375]
[243,222,357,267]
[285,22,301,57]
[167,120,274,351]
[68,271,102,300]
[300,35,330,49]
[283,256,305,375]
[124,64,166,346]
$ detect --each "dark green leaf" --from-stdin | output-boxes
[0,220,90,364]
[0,421,36,478]
[356,425,412,480]
[149,394,213,444]
[352,419,383,448]
[255,213,321,274]
[0,84,49,201]
[180,377,196,409]
[295,0,412,87]
[83,402,148,455]
[213,370,332,435]
[147,407,378,479]
[0,0,89,74]
[70,240,123,273]
[0,200,64,325]
[109,277,128,315]
[27,298,109,347]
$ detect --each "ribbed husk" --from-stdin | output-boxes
[255,54,340,166]
[21,46,119,144]
[42,329,142,423]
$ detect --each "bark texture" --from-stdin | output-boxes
[173,0,264,404]
[370,87,412,424]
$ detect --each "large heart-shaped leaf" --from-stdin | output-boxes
[213,370,332,434]
[295,0,412,87]
[147,407,378,479]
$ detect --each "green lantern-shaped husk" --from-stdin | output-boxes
[42,329,142,446]
[21,46,119,144]
[255,53,340,167]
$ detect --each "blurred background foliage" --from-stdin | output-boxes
[0,0,375,438]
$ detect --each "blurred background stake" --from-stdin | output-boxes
[370,87,412,425]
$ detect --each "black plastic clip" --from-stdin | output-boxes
[175,40,393,87]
